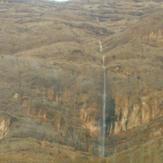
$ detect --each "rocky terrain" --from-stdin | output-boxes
[0,0,163,162]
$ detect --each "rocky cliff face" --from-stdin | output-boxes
[0,0,163,162]
[111,90,163,134]
[0,115,10,139]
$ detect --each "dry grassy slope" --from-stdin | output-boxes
[0,0,163,162]
[102,11,163,134]
[100,10,163,157]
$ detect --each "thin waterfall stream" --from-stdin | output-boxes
[98,40,107,157]
[101,55,106,157]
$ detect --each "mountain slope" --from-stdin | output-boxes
[0,0,162,162]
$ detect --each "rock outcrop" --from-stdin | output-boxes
[0,115,11,139]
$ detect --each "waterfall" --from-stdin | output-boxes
[101,55,106,157]
[98,40,106,157]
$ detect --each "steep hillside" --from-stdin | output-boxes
[0,0,162,162]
